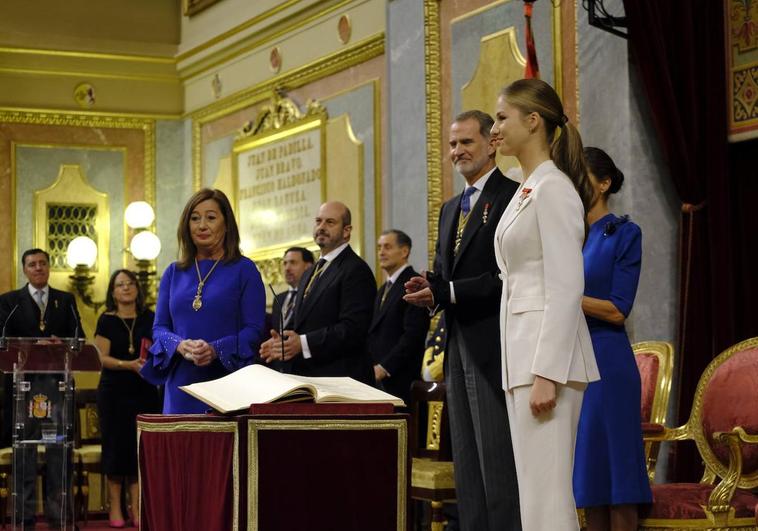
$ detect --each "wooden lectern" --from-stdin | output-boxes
[138,403,410,531]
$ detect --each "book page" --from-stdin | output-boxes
[287,374,405,406]
[180,364,312,413]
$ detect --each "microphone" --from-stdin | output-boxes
[268,284,287,373]
[68,304,82,352]
[0,304,19,351]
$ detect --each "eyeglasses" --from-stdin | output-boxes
[115,281,136,288]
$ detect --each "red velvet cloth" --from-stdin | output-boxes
[623,0,733,482]
[701,348,758,474]
[641,483,758,520]
[139,416,237,531]
[255,426,405,531]
[636,353,660,422]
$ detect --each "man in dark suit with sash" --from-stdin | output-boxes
[405,111,521,531]
[0,248,84,529]
[259,201,376,384]
[367,230,429,404]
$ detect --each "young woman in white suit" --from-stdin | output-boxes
[490,78,601,530]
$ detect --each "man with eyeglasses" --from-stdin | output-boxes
[0,248,84,529]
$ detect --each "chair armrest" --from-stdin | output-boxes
[642,424,689,442]
[730,426,758,445]
[705,427,755,524]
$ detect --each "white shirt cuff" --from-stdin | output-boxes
[300,334,311,359]
[449,281,456,304]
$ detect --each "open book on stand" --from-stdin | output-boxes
[180,363,405,414]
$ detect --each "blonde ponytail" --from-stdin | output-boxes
[550,121,593,213]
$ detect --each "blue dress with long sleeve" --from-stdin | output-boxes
[141,257,266,414]
[572,214,653,507]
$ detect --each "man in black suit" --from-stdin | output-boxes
[367,230,429,404]
[0,248,84,529]
[405,111,521,531]
[259,201,376,384]
[271,246,314,334]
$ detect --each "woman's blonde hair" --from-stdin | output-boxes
[500,79,593,212]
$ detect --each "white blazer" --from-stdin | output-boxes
[494,160,600,391]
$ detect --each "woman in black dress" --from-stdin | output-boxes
[95,269,160,527]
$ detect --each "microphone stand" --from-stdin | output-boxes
[0,304,19,351]
[268,285,287,373]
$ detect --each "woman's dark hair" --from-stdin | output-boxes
[105,269,145,313]
[177,188,241,269]
[500,79,593,213]
[584,147,625,195]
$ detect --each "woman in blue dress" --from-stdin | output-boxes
[573,147,652,530]
[141,188,265,414]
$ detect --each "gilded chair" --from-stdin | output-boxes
[73,388,102,525]
[409,380,455,531]
[639,336,758,530]
[633,341,674,481]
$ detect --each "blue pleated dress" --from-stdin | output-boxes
[572,213,653,507]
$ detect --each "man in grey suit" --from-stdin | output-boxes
[405,111,521,530]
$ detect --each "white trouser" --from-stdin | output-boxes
[505,381,586,531]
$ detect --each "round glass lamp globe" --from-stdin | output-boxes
[66,236,98,268]
[124,201,155,229]
[130,231,161,261]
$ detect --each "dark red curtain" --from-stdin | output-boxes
[623,0,733,481]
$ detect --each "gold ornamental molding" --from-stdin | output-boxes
[424,0,442,268]
[178,0,355,80]
[190,32,384,191]
[0,109,156,206]
[237,94,326,140]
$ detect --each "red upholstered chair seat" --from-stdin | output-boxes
[641,483,758,520]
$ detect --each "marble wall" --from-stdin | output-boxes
[155,119,192,274]
[386,0,428,272]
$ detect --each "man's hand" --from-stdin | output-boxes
[404,275,430,294]
[403,274,435,307]
[259,330,302,363]
[374,364,389,382]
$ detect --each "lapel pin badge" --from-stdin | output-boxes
[482,202,491,224]
[517,188,532,209]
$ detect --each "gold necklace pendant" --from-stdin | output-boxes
[117,313,138,357]
[193,258,221,312]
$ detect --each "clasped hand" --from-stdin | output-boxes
[403,273,435,307]
[178,339,216,367]
[258,330,302,363]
